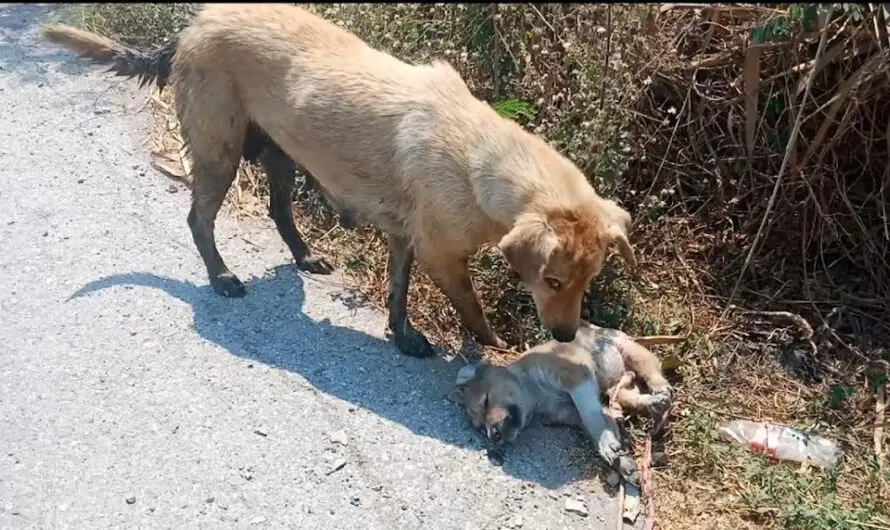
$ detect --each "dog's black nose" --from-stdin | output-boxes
[551,326,577,343]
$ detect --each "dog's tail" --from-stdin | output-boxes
[41,23,177,91]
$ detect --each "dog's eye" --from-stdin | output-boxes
[545,277,562,291]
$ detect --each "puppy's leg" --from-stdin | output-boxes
[569,377,640,486]
[260,144,334,275]
[421,254,506,348]
[386,234,435,358]
[620,340,672,418]
[612,385,664,417]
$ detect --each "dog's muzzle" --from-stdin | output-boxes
[551,326,577,343]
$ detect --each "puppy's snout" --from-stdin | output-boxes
[551,326,577,343]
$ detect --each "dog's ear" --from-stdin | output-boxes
[599,199,636,269]
[498,214,557,282]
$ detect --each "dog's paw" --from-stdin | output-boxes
[211,273,247,297]
[392,326,436,358]
[297,256,334,275]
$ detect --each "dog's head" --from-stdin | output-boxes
[498,198,635,343]
[450,363,527,446]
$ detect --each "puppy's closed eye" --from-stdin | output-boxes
[507,404,521,428]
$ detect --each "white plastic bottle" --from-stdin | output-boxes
[716,420,841,470]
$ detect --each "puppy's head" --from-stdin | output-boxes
[450,363,526,446]
[498,199,635,343]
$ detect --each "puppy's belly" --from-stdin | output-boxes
[537,396,582,427]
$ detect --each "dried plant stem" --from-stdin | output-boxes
[718,11,834,325]
[599,4,613,111]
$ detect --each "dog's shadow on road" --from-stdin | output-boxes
[70,265,605,491]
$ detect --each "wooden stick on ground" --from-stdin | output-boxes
[642,436,656,530]
[876,384,887,476]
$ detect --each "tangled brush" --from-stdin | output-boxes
[623,4,890,341]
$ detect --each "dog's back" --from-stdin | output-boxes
[170,5,500,239]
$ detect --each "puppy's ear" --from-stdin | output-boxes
[498,213,557,282]
[599,199,636,269]
[455,363,480,386]
[448,363,482,404]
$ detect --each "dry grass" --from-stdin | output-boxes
[69,3,890,529]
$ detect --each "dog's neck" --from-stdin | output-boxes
[472,115,602,235]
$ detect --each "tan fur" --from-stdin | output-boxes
[42,25,124,62]
[42,5,636,356]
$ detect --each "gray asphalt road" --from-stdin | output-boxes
[0,4,626,529]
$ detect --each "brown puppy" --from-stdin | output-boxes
[451,320,672,486]
[41,5,636,359]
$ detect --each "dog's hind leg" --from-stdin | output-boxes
[260,143,334,275]
[186,154,244,297]
[177,70,248,297]
[386,234,435,358]
[421,254,506,349]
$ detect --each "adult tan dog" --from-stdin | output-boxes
[42,4,636,358]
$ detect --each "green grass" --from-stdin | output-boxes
[492,98,537,121]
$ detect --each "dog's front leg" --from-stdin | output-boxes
[569,377,640,486]
[422,256,506,349]
[260,145,334,275]
[386,235,435,358]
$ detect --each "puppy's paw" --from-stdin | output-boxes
[392,326,436,358]
[598,429,640,486]
[597,428,622,466]
[297,256,335,275]
[211,272,246,297]
[643,390,672,419]
[617,451,641,487]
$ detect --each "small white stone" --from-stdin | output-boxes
[326,458,347,475]
[508,515,524,528]
[564,498,588,517]
[329,430,349,446]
